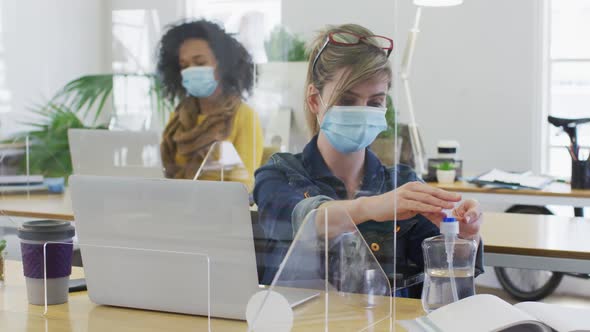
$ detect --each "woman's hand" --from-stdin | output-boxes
[453,199,482,242]
[426,199,482,242]
[363,182,462,223]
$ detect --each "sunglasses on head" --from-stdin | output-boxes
[311,31,394,76]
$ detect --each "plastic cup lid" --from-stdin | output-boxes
[17,220,75,241]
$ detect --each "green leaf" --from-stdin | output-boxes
[437,161,456,171]
[0,239,6,252]
[8,72,173,178]
[265,26,307,62]
[12,105,85,177]
[377,95,397,139]
[51,74,114,126]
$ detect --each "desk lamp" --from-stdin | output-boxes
[400,0,463,176]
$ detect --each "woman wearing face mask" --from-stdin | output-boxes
[158,20,263,187]
[253,24,484,295]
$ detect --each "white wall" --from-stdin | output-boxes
[283,0,546,174]
[282,0,397,40]
[0,0,109,138]
[394,0,546,175]
[110,0,186,55]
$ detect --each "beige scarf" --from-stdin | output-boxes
[161,96,239,179]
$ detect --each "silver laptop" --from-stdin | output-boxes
[68,129,164,178]
[70,175,317,320]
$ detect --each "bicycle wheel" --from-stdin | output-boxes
[494,267,563,301]
[493,205,563,301]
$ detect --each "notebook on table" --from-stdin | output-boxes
[400,294,590,332]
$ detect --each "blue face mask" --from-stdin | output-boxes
[181,66,218,98]
[319,104,388,154]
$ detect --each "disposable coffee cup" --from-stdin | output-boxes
[17,220,75,305]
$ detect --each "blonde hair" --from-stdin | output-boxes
[304,24,393,136]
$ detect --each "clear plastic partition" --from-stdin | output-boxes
[67,128,163,178]
[0,2,438,330]
[0,136,27,177]
[42,242,213,330]
[193,141,253,190]
[160,103,263,191]
[1,1,580,330]
[239,7,407,331]
[0,132,72,214]
[247,206,392,331]
[67,175,261,330]
[0,135,49,196]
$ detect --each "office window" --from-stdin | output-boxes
[111,9,161,130]
[548,0,590,177]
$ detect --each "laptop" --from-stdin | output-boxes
[68,129,164,178]
[69,175,317,320]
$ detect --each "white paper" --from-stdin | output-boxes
[477,169,552,189]
[515,302,590,332]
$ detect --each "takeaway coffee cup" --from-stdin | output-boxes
[17,220,75,305]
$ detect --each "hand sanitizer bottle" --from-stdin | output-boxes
[421,215,477,312]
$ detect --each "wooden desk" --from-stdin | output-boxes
[2,181,589,222]
[433,181,590,208]
[0,261,424,331]
[480,212,590,273]
[0,191,74,221]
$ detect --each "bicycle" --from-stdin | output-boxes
[493,115,590,301]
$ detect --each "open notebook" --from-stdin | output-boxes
[400,294,590,332]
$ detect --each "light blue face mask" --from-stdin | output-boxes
[319,99,388,153]
[181,66,219,98]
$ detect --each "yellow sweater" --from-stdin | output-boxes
[172,102,263,189]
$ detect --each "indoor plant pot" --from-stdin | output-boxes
[436,169,456,184]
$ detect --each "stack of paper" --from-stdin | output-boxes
[472,169,552,189]
[0,175,48,194]
[0,175,44,185]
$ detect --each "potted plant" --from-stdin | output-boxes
[258,26,309,149]
[264,26,307,62]
[9,104,106,184]
[52,74,172,128]
[5,73,172,182]
[370,95,397,165]
[436,161,457,184]
[0,239,6,285]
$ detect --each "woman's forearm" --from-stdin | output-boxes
[319,196,373,225]
[312,197,374,239]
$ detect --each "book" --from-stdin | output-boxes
[0,183,48,194]
[470,169,552,190]
[0,175,44,185]
[399,294,590,332]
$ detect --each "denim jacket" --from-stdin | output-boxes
[253,136,484,294]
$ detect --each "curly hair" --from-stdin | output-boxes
[156,19,254,101]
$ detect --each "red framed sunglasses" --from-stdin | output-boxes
[311,31,394,75]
